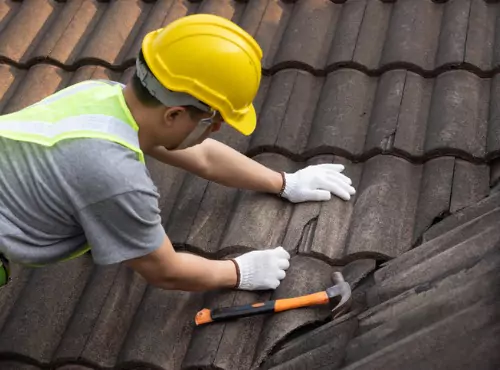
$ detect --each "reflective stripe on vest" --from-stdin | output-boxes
[0,79,145,266]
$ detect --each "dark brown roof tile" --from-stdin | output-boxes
[195,0,248,22]
[54,263,119,362]
[491,158,500,188]
[450,159,490,212]
[0,64,25,113]
[262,318,358,370]
[345,155,421,259]
[0,264,32,335]
[412,157,454,242]
[252,256,334,368]
[306,70,376,157]
[381,1,444,70]
[125,0,196,63]
[219,154,297,255]
[30,0,103,65]
[0,257,93,363]
[465,0,498,70]
[425,71,489,159]
[182,288,271,370]
[118,288,204,369]
[392,71,433,157]
[238,0,292,71]
[77,0,150,66]
[69,65,120,85]
[288,156,363,261]
[487,74,500,158]
[249,69,322,156]
[421,188,500,243]
[0,0,59,64]
[3,65,70,114]
[0,361,41,370]
[348,0,391,70]
[72,264,147,368]
[272,0,338,71]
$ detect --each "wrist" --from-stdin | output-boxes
[273,171,286,196]
[216,259,239,288]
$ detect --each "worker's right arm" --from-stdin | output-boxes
[75,188,290,292]
[123,237,291,292]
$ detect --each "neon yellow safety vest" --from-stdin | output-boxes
[0,79,145,267]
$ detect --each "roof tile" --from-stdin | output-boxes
[0,0,59,64]
[182,288,271,370]
[0,257,93,363]
[425,71,489,159]
[449,159,490,212]
[77,0,151,66]
[125,0,196,63]
[72,264,147,368]
[118,288,204,369]
[3,65,70,114]
[0,64,25,113]
[0,361,41,370]
[487,74,500,157]
[272,0,339,71]
[54,263,120,362]
[345,155,421,259]
[412,157,454,241]
[30,0,102,65]
[306,70,376,157]
[252,256,334,368]
[261,317,358,370]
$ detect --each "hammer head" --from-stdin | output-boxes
[325,272,352,319]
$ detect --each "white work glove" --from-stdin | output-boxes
[232,246,290,290]
[281,163,356,203]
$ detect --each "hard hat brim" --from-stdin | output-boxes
[224,103,257,136]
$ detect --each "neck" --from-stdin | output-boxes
[122,84,159,153]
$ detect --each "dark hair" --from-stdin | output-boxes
[130,51,206,119]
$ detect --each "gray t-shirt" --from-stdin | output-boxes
[0,134,165,265]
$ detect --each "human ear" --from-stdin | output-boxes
[163,107,184,128]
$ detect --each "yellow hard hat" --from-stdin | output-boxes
[140,14,263,136]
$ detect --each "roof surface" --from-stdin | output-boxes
[0,0,499,369]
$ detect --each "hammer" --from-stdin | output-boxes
[194,271,352,325]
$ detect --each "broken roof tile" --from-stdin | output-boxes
[261,318,358,370]
[252,255,334,368]
[412,157,454,242]
[449,159,490,212]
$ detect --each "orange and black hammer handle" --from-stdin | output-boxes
[195,291,330,325]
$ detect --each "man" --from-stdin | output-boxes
[0,14,355,292]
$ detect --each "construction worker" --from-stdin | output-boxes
[0,14,355,292]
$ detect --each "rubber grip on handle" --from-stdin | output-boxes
[274,291,329,312]
[195,300,276,325]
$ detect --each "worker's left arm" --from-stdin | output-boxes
[146,139,356,202]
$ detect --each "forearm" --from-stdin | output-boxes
[156,253,237,291]
[201,139,283,193]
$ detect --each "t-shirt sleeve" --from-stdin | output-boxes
[75,189,166,265]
